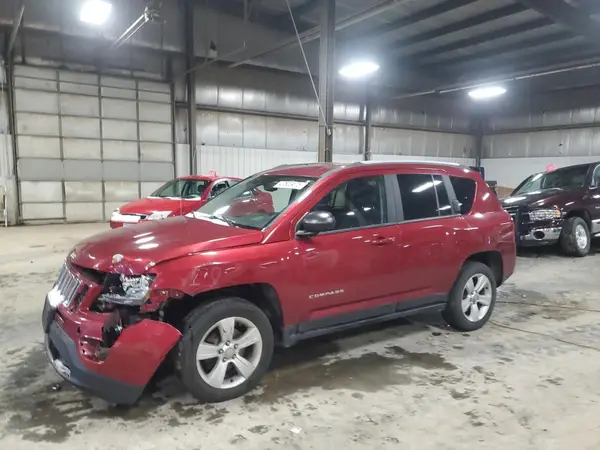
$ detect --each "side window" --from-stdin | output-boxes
[593,166,600,187]
[311,176,388,231]
[211,181,229,197]
[397,174,439,221]
[434,175,452,216]
[450,176,476,215]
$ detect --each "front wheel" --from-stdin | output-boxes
[176,297,274,403]
[560,216,590,257]
[442,261,497,332]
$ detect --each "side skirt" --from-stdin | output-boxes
[280,294,446,348]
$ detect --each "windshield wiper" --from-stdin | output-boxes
[211,214,260,230]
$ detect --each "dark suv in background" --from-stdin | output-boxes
[502,163,600,256]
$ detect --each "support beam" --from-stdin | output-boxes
[517,0,600,45]
[408,18,553,62]
[364,99,372,161]
[318,0,335,163]
[419,30,576,72]
[345,0,478,48]
[388,3,528,58]
[6,3,24,58]
[230,0,402,68]
[184,0,197,174]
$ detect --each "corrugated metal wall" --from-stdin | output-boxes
[178,65,476,177]
[13,65,173,223]
[482,99,600,189]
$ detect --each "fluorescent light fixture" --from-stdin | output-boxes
[468,85,506,100]
[80,0,112,25]
[339,61,380,79]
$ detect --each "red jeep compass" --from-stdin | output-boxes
[42,162,516,404]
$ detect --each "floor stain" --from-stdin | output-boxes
[248,425,269,434]
[386,346,458,371]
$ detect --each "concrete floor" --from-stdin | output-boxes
[1,224,600,449]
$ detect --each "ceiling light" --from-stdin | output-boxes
[80,0,112,25]
[339,61,380,79]
[468,85,506,100]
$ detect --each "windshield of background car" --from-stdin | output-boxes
[195,174,316,229]
[151,179,211,199]
[512,166,589,195]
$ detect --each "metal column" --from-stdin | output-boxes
[364,99,372,161]
[318,0,335,163]
[184,0,197,174]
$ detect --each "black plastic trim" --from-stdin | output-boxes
[281,294,447,347]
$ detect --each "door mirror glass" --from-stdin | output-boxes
[297,211,336,236]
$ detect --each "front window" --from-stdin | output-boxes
[195,174,316,229]
[512,165,589,195]
[151,179,211,199]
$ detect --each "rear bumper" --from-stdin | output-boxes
[46,321,144,404]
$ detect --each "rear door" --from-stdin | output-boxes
[394,171,463,301]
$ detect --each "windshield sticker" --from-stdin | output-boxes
[273,180,310,190]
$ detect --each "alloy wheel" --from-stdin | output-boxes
[195,317,263,389]
[461,273,492,322]
[575,224,588,250]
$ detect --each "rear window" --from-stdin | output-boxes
[450,176,476,215]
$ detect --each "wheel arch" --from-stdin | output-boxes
[163,283,285,342]
[564,209,592,230]
[463,250,503,286]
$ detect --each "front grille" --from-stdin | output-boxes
[54,263,82,307]
[503,205,519,221]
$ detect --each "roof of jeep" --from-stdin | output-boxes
[262,160,472,179]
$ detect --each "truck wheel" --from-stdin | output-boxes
[442,261,497,332]
[176,297,274,403]
[560,217,590,257]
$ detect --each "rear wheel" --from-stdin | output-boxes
[442,261,496,332]
[560,216,590,257]
[176,297,274,403]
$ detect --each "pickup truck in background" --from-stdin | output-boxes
[501,162,600,257]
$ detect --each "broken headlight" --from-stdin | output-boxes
[98,274,155,306]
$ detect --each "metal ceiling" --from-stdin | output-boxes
[210,0,600,94]
[1,0,599,95]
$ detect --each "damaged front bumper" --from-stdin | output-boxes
[42,294,181,405]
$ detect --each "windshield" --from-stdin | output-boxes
[194,174,316,230]
[512,166,589,195]
[151,179,211,199]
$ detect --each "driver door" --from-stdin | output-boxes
[588,164,600,235]
[291,174,401,330]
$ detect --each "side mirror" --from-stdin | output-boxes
[451,198,462,214]
[296,211,336,237]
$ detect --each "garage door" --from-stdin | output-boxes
[14,65,174,223]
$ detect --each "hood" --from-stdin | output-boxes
[119,197,204,216]
[70,216,263,273]
[501,188,575,209]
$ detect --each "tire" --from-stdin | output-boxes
[442,261,497,332]
[176,297,274,403]
[559,216,590,257]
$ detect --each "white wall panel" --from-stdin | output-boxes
[60,94,99,116]
[63,138,101,159]
[17,136,60,158]
[199,146,316,178]
[14,66,174,223]
[20,181,63,203]
[372,154,477,166]
[65,181,103,202]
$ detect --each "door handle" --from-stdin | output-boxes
[371,235,395,246]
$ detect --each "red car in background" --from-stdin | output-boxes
[109,175,241,228]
